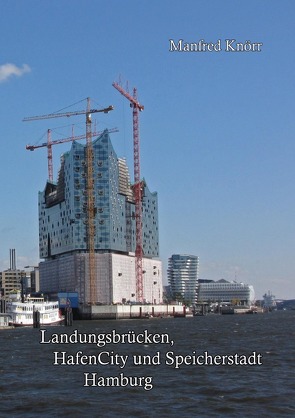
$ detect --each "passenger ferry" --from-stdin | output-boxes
[6,295,63,327]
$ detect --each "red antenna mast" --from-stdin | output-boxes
[112,81,144,303]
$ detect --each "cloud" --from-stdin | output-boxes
[0,63,31,83]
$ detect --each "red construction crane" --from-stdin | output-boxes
[26,127,118,182]
[112,81,144,303]
[24,98,113,305]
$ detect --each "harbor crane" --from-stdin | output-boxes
[26,127,118,182]
[112,81,144,303]
[23,98,114,305]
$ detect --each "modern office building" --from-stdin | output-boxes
[0,249,26,298]
[167,254,199,305]
[197,279,255,306]
[38,130,162,306]
[0,269,23,298]
[24,266,40,293]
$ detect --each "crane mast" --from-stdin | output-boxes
[24,98,113,304]
[112,81,144,303]
[85,98,96,305]
[47,129,53,182]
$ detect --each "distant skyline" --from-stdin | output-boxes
[0,0,295,299]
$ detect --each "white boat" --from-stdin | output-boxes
[6,296,64,327]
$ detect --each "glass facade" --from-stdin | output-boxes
[38,130,159,259]
[168,254,199,304]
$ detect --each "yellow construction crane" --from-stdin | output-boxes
[24,98,114,304]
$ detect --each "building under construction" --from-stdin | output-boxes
[38,130,162,314]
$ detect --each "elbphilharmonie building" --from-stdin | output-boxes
[38,130,162,306]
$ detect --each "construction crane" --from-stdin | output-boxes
[112,81,144,303]
[26,127,118,182]
[23,102,113,122]
[23,98,113,305]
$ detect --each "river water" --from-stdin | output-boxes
[0,310,294,417]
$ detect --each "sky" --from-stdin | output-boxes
[0,0,295,299]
